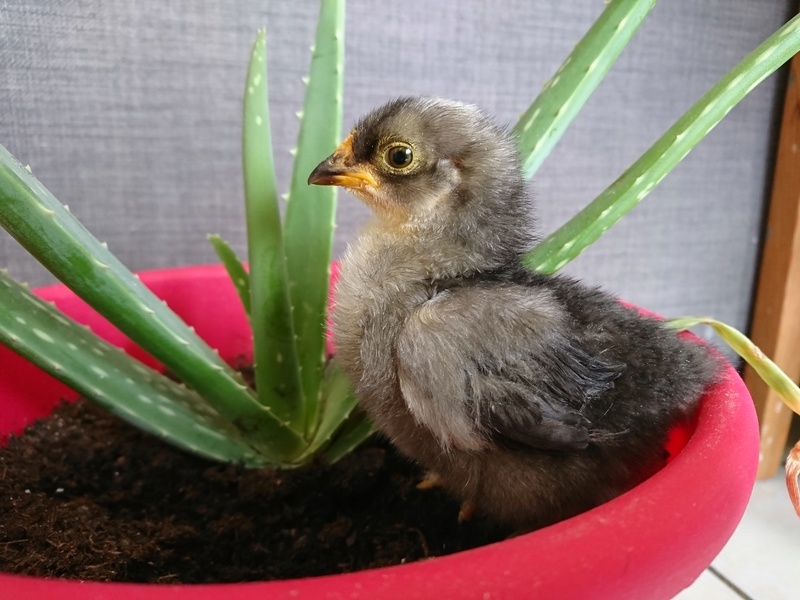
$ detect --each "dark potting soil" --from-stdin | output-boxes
[0,399,512,583]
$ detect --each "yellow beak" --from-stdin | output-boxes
[307,132,380,190]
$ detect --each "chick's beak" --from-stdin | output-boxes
[307,132,379,190]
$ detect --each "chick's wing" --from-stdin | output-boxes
[395,284,624,452]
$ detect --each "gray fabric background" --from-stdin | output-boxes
[0,0,794,355]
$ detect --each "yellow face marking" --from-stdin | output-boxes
[308,130,381,190]
[335,130,356,160]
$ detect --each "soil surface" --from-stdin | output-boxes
[0,400,512,583]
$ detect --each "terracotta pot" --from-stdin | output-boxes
[0,264,759,599]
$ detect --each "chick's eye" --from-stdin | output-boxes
[385,145,413,169]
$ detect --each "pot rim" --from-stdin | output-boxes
[0,264,759,600]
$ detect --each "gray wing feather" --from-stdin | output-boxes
[395,285,624,452]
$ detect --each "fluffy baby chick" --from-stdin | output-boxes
[309,97,722,531]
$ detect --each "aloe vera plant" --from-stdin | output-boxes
[0,0,799,492]
[0,0,369,467]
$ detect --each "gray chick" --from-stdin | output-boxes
[308,97,722,531]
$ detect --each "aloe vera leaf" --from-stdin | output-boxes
[514,0,657,179]
[0,147,303,461]
[242,29,305,433]
[667,316,800,415]
[0,270,275,466]
[283,0,345,437]
[208,234,251,317]
[323,409,374,464]
[296,361,359,461]
[524,14,800,273]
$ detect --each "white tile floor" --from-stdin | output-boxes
[674,473,800,599]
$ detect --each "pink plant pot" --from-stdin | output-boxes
[0,264,759,599]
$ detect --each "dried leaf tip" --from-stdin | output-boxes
[786,441,800,517]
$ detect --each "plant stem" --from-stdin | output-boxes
[242,30,306,436]
[283,0,346,438]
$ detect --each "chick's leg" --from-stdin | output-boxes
[416,470,445,490]
[458,500,477,522]
[416,471,475,521]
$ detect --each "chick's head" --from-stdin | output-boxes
[309,97,533,252]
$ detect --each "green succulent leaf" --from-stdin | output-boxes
[323,409,375,464]
[514,0,657,180]
[524,13,800,274]
[0,270,272,466]
[298,361,361,461]
[283,0,346,437]
[0,145,303,462]
[208,234,251,317]
[667,316,800,415]
[242,29,306,435]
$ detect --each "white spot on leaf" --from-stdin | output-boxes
[158,405,177,417]
[90,365,108,378]
[33,328,54,343]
